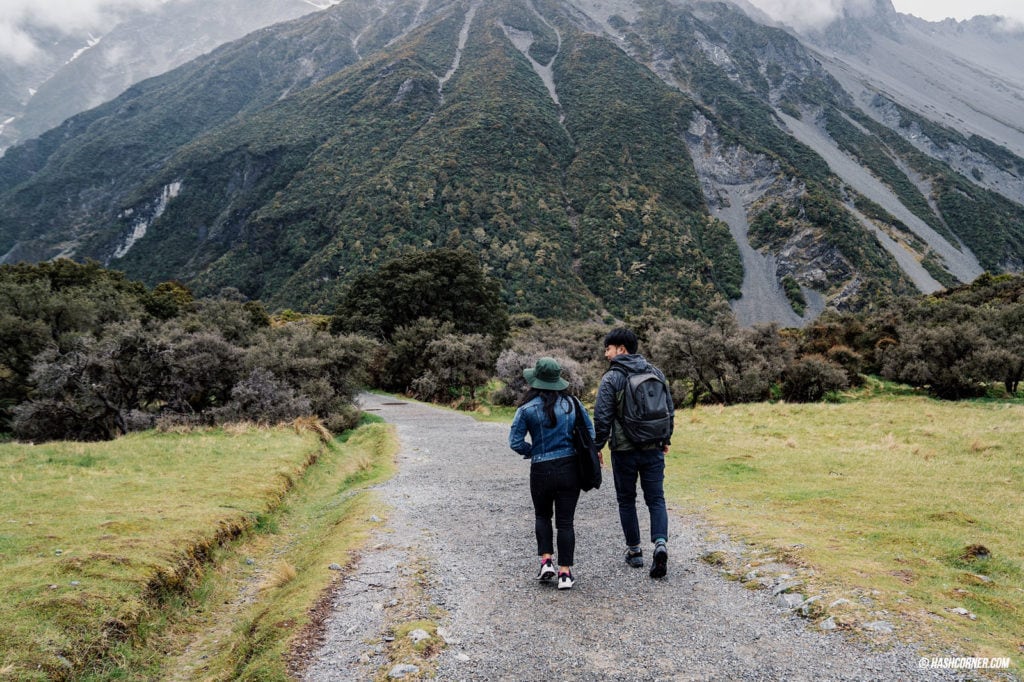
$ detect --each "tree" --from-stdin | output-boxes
[330,248,509,344]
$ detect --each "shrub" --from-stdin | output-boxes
[781,355,849,402]
[409,333,496,404]
[210,368,312,425]
[492,348,587,405]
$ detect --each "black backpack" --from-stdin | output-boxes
[614,367,673,446]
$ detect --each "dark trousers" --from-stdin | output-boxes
[611,449,668,547]
[530,456,581,566]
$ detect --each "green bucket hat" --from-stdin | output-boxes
[523,357,569,391]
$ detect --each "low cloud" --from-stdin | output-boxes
[0,0,164,63]
[743,0,877,31]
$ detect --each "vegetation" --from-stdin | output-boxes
[666,397,1024,669]
[0,424,329,679]
[1,261,376,441]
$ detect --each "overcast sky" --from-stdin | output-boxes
[743,0,1024,29]
[2,0,1023,63]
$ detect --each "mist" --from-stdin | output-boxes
[0,0,165,63]
[742,0,879,31]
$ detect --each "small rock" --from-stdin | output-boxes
[70,581,80,587]
[49,584,59,590]
[772,580,803,596]
[245,557,255,565]
[383,635,395,642]
[799,595,823,616]
[829,598,851,609]
[54,549,63,556]
[436,626,453,643]
[408,629,430,643]
[358,653,371,664]
[388,664,419,678]
[968,573,993,584]
[949,607,977,620]
[455,652,471,662]
[387,598,399,607]
[328,563,343,571]
[819,616,837,631]
[863,620,893,633]
[742,570,759,582]
[369,515,382,523]
[776,593,804,609]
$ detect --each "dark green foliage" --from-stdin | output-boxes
[781,276,806,316]
[2,261,376,440]
[409,333,496,403]
[780,354,849,402]
[330,248,509,344]
[0,260,151,429]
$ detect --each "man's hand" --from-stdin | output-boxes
[662,444,670,455]
[598,450,605,467]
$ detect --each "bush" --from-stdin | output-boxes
[492,348,587,405]
[210,368,312,425]
[409,333,496,404]
[781,355,849,402]
[649,313,788,405]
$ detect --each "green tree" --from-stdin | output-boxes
[331,248,509,344]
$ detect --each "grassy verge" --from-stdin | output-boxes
[0,417,397,680]
[667,397,1023,671]
[159,418,396,681]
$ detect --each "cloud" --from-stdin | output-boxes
[0,0,165,63]
[743,0,878,31]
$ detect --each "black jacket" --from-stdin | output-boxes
[593,353,674,452]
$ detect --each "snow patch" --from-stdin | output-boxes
[113,181,182,259]
[67,35,102,65]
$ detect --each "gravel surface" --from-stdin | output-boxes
[301,393,968,681]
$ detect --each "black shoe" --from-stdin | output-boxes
[650,542,668,578]
[625,548,643,568]
[557,570,575,590]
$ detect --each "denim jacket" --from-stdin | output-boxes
[509,395,596,463]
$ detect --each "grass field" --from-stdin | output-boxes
[666,395,1023,672]
[0,419,396,681]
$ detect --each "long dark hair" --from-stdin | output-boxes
[519,388,572,427]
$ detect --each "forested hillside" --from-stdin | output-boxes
[1,0,1022,322]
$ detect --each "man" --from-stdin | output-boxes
[593,327,674,578]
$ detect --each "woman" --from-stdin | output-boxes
[509,357,595,590]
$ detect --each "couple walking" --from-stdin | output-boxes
[508,328,674,590]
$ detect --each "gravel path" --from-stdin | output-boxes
[301,393,964,681]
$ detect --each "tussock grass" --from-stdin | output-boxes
[667,396,1024,671]
[0,425,326,680]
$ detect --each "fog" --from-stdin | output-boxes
[744,0,1024,30]
[0,0,165,62]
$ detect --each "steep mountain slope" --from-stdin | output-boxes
[0,0,1022,324]
[0,0,333,153]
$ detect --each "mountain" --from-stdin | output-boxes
[1,0,1022,326]
[0,0,333,152]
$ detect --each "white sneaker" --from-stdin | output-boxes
[557,571,575,590]
[536,558,556,581]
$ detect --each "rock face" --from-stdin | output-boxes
[0,0,1022,322]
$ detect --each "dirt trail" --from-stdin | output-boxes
[300,393,958,681]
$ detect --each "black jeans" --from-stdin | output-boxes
[611,449,668,547]
[530,456,581,566]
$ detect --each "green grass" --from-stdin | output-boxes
[667,397,1024,670]
[0,420,397,681]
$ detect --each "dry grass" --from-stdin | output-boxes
[667,396,1024,672]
